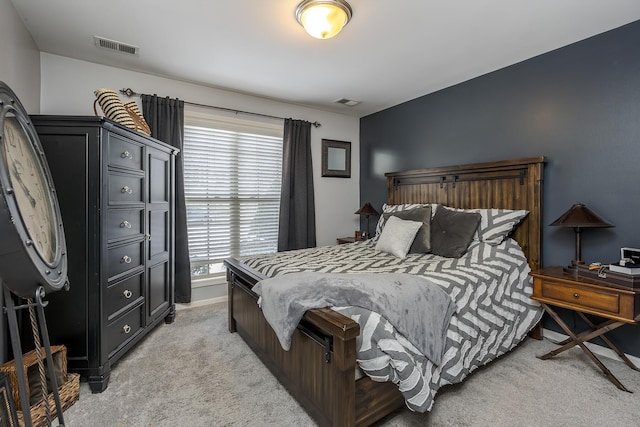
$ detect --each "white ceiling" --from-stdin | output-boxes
[10,0,640,117]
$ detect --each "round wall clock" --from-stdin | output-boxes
[0,81,68,298]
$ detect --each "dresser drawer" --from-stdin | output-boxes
[105,273,143,321]
[540,280,621,315]
[106,305,143,358]
[108,134,143,171]
[107,208,144,242]
[108,173,143,205]
[107,241,143,280]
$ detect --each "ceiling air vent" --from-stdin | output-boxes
[94,36,139,55]
[334,98,361,107]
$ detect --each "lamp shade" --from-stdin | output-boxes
[549,203,613,228]
[295,0,353,39]
[355,202,379,216]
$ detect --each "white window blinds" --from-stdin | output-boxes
[183,112,283,278]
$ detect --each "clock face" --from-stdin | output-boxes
[2,113,57,264]
[0,81,68,297]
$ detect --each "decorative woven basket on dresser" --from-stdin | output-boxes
[0,345,80,427]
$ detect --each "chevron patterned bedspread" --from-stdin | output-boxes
[239,238,543,412]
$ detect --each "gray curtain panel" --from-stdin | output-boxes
[278,119,316,251]
[141,94,191,303]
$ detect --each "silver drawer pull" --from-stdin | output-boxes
[120,220,132,229]
[123,324,131,334]
[121,186,133,194]
[121,255,132,264]
[121,151,133,159]
[573,293,579,299]
[123,289,133,299]
[146,233,151,241]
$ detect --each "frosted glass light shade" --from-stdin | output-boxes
[295,0,353,39]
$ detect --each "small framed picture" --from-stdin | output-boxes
[0,373,17,427]
[321,139,351,178]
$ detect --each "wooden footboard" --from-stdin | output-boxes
[225,258,405,426]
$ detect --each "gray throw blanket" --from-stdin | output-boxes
[252,272,456,366]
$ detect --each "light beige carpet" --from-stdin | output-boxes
[62,303,640,426]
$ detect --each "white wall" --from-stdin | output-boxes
[0,0,40,112]
[40,53,361,246]
[0,0,41,362]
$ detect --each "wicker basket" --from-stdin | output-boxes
[0,345,80,427]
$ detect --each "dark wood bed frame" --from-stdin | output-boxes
[225,157,545,426]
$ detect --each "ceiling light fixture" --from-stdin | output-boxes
[295,0,353,40]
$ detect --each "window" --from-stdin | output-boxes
[183,111,283,281]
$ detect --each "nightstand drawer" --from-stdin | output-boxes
[540,280,620,315]
[531,266,640,322]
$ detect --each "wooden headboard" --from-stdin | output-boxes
[385,157,545,270]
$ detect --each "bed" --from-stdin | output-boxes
[224,156,545,426]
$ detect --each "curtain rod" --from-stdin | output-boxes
[120,88,321,128]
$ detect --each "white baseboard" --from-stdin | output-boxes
[176,295,227,310]
[542,328,640,367]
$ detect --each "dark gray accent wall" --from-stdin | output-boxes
[360,20,640,357]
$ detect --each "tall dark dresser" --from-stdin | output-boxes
[30,116,178,392]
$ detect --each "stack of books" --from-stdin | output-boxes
[609,262,640,275]
[610,247,640,276]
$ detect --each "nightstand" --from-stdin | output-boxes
[337,237,355,244]
[530,266,640,392]
[336,237,364,245]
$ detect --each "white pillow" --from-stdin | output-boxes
[375,216,422,259]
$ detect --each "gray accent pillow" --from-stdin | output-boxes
[375,216,422,259]
[430,208,481,258]
[437,205,529,246]
[382,206,432,253]
[373,203,432,242]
